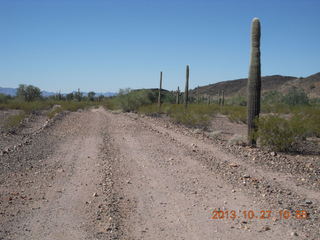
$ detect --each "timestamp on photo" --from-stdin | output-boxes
[210,209,308,220]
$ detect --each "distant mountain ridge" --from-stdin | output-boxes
[190,72,320,98]
[0,87,116,97]
[2,72,319,99]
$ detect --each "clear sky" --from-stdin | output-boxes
[0,0,319,93]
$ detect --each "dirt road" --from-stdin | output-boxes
[0,108,319,239]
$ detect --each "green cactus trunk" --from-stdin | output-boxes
[158,71,163,112]
[176,86,180,104]
[184,65,189,110]
[221,90,225,106]
[218,91,221,105]
[197,86,200,104]
[247,18,261,146]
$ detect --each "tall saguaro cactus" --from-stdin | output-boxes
[247,18,261,146]
[184,65,189,109]
[158,71,163,112]
[176,86,180,104]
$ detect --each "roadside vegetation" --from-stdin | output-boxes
[102,86,320,153]
[1,85,101,130]
[1,84,319,153]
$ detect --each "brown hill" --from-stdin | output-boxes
[190,73,320,98]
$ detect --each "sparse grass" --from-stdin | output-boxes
[138,102,320,152]
[228,134,247,146]
[4,112,26,129]
[220,105,247,123]
[47,106,63,119]
[0,100,53,113]
[139,103,247,127]
[0,100,99,113]
[1,100,100,131]
[139,103,220,128]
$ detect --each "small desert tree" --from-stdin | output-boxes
[88,91,96,101]
[66,92,74,101]
[17,84,41,102]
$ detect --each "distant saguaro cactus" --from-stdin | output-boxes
[184,65,189,109]
[247,18,261,146]
[221,90,225,106]
[197,86,200,104]
[176,86,180,104]
[218,91,222,105]
[158,71,163,112]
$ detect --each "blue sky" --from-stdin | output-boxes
[0,0,319,93]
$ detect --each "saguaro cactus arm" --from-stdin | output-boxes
[247,17,261,146]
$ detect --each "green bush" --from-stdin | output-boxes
[138,103,219,128]
[104,89,154,112]
[282,87,309,106]
[227,95,247,106]
[262,91,283,105]
[0,94,12,104]
[292,107,320,137]
[256,115,305,152]
[170,109,210,128]
[47,106,63,119]
[221,105,247,123]
[4,112,26,129]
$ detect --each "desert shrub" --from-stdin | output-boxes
[103,97,119,110]
[256,115,306,152]
[47,106,63,119]
[227,95,247,106]
[59,101,96,111]
[261,103,292,114]
[228,134,246,146]
[207,130,222,139]
[292,107,320,137]
[0,100,53,113]
[220,105,247,123]
[170,109,210,128]
[138,104,159,115]
[4,112,26,129]
[0,99,98,114]
[108,89,154,112]
[138,103,219,128]
[0,94,12,104]
[282,87,309,106]
[262,91,283,105]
